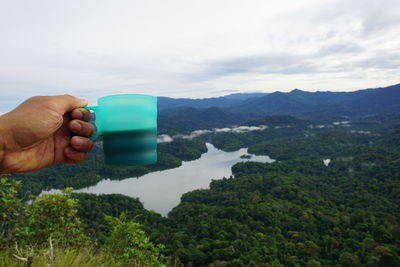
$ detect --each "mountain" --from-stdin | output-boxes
[157,84,400,133]
[222,92,270,100]
[231,84,400,118]
[344,84,400,115]
[157,92,269,111]
[158,107,246,132]
[245,115,311,127]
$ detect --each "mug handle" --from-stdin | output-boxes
[84,106,101,140]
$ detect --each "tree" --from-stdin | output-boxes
[105,213,165,266]
[0,177,24,248]
[22,188,86,247]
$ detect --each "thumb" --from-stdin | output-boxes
[49,94,88,114]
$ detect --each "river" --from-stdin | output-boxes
[74,143,274,216]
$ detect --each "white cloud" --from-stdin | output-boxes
[215,128,232,133]
[172,125,268,140]
[231,125,268,133]
[332,121,351,125]
[0,0,399,113]
[175,130,212,139]
[157,134,173,143]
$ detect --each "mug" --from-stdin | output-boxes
[85,94,157,166]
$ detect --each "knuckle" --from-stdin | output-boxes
[27,96,49,105]
[40,96,59,110]
[29,95,45,102]
[63,94,76,101]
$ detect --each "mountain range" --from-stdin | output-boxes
[158,84,400,132]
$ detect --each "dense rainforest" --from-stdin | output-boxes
[162,127,400,266]
[2,112,400,266]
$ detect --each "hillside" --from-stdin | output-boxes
[158,107,247,132]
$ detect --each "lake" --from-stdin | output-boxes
[75,143,275,216]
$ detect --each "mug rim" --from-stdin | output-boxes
[98,94,156,104]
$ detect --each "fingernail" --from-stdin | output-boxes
[76,109,83,119]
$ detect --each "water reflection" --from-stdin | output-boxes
[76,143,274,216]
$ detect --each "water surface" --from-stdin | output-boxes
[76,143,274,216]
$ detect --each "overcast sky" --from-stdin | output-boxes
[1,0,399,111]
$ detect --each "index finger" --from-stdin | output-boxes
[48,94,88,114]
[71,108,91,122]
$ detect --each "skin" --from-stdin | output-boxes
[0,95,95,174]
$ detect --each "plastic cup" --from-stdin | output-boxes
[85,94,157,166]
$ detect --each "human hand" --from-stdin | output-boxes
[0,95,94,174]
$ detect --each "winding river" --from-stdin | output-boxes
[74,143,274,216]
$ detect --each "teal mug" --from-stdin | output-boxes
[85,94,157,166]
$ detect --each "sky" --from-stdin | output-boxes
[1,0,400,111]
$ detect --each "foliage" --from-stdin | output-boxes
[20,188,86,248]
[105,213,165,266]
[0,177,24,249]
[153,124,400,266]
[0,247,130,267]
[0,181,168,266]
[248,130,373,160]
[211,117,308,152]
[160,157,400,265]
[73,193,167,245]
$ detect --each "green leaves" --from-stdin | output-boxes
[0,177,23,249]
[19,187,86,248]
[105,213,165,266]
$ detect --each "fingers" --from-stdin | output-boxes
[64,136,93,164]
[60,98,92,165]
[49,95,88,114]
[69,119,94,137]
[65,117,94,164]
[70,136,93,152]
[71,108,91,122]
[64,147,86,163]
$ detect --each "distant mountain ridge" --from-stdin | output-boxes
[158,106,246,132]
[158,84,400,132]
[158,92,269,110]
[235,84,400,118]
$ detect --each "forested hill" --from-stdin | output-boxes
[158,106,247,132]
[159,84,400,123]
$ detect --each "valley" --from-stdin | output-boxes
[4,84,400,266]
